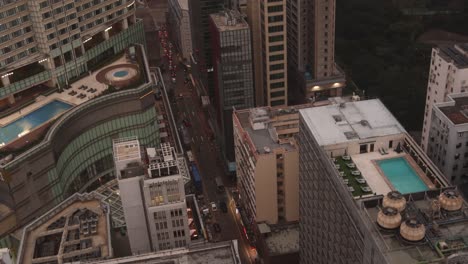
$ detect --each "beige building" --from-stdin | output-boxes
[233,105,313,225]
[247,0,288,107]
[168,0,192,60]
[286,0,345,100]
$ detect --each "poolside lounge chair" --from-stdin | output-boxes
[356,178,366,184]
[383,148,389,155]
[379,148,385,155]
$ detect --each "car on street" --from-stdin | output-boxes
[213,223,221,233]
[183,119,191,127]
[210,202,217,212]
[171,77,176,83]
[219,201,228,213]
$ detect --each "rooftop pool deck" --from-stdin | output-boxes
[349,150,435,196]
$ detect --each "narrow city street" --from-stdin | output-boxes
[139,4,255,263]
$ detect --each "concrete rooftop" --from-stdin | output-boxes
[300,99,406,146]
[436,93,468,125]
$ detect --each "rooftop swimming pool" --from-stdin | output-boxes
[377,157,428,194]
[0,100,72,145]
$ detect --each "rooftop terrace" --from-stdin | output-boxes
[235,104,314,154]
[435,93,468,125]
[362,189,468,263]
[261,223,299,256]
[300,99,406,146]
[17,192,112,264]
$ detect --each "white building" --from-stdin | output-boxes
[0,248,12,264]
[427,93,468,184]
[421,44,468,151]
[168,0,192,59]
[113,137,190,255]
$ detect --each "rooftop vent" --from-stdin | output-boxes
[339,103,346,108]
[439,189,463,211]
[377,207,401,230]
[332,115,342,122]
[383,191,406,212]
[344,131,358,140]
[400,219,426,242]
[264,146,271,153]
[360,120,369,126]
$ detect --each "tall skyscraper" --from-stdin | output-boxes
[421,44,468,152]
[0,0,138,106]
[286,0,345,102]
[210,10,254,168]
[247,0,288,107]
[168,0,192,60]
[114,138,190,254]
[426,93,468,185]
[296,99,468,264]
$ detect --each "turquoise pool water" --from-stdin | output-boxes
[377,157,428,194]
[113,70,129,77]
[0,100,72,145]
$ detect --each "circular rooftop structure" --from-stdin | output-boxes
[383,191,406,212]
[439,190,463,212]
[377,207,401,230]
[400,219,426,242]
[96,64,140,88]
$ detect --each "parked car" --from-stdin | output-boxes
[213,223,221,233]
[219,201,228,213]
[210,202,217,212]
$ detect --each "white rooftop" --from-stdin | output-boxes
[300,99,406,146]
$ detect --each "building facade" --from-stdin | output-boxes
[296,99,468,264]
[188,0,224,98]
[168,0,192,60]
[0,0,138,108]
[286,0,345,101]
[233,106,305,226]
[427,93,468,185]
[210,10,254,167]
[114,138,190,254]
[0,41,158,227]
[247,0,288,107]
[421,44,468,152]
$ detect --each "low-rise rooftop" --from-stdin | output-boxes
[261,224,299,256]
[211,10,249,32]
[234,104,313,154]
[435,93,468,125]
[17,192,112,264]
[86,240,241,264]
[300,99,406,146]
[438,43,468,68]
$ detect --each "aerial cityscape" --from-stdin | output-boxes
[0,0,467,263]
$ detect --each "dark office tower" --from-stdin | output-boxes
[210,10,254,171]
[287,0,345,103]
[188,0,224,98]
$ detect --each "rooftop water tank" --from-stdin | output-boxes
[400,219,426,242]
[377,207,401,230]
[439,190,463,211]
[383,191,406,212]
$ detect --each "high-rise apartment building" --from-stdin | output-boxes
[286,0,345,101]
[210,10,254,168]
[233,105,307,225]
[247,0,288,107]
[0,0,137,107]
[189,0,224,97]
[114,138,190,254]
[421,44,468,152]
[168,0,192,60]
[427,93,468,185]
[296,99,468,264]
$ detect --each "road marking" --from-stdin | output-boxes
[192,111,195,116]
[192,137,195,142]
[201,136,204,142]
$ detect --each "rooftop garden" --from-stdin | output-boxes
[334,156,373,197]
